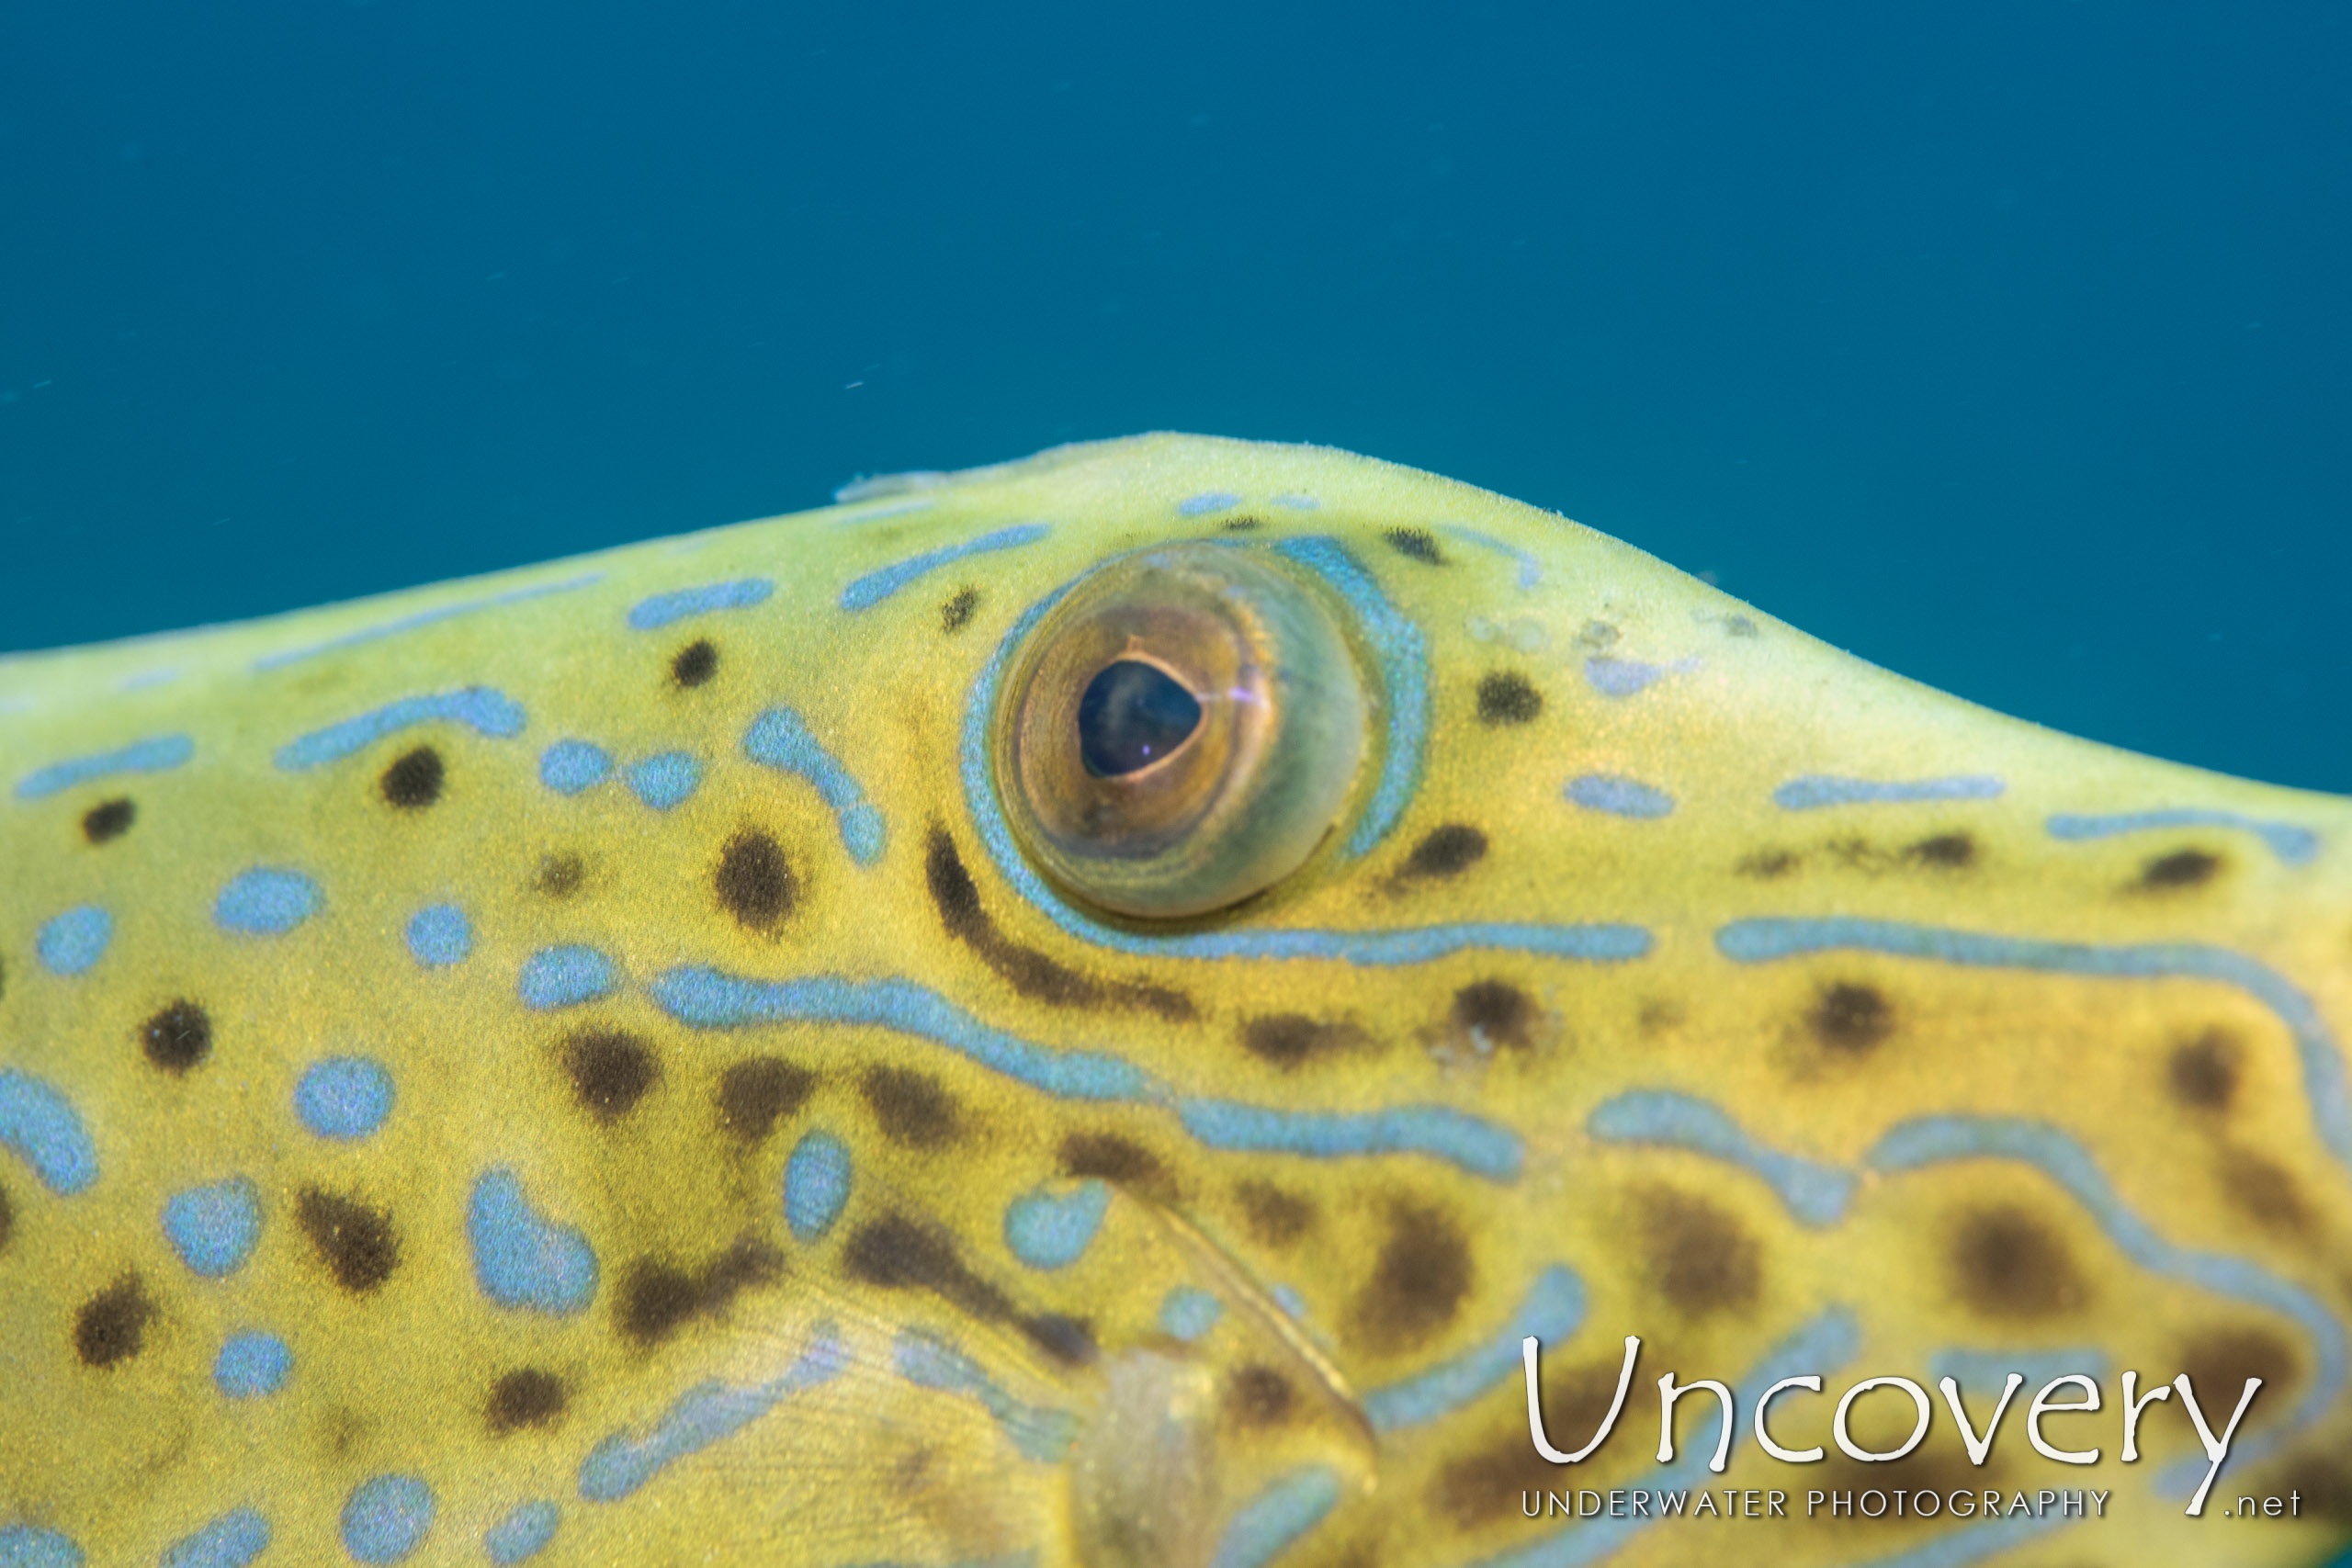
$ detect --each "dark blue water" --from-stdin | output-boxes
[3,3,2346,792]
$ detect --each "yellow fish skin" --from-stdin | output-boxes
[0,433,2346,1568]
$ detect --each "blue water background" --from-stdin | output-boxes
[1,4,2346,792]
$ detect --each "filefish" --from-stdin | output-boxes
[1,434,2345,1568]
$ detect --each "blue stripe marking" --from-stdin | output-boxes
[15,733,194,801]
[1928,1347,2109,1393]
[1772,774,2005,810]
[0,1527,82,1568]
[1273,536,1428,860]
[1003,1179,1110,1270]
[518,947,617,1010]
[469,1168,598,1315]
[626,577,774,631]
[1717,916,2352,1176]
[2047,807,2321,866]
[742,707,887,864]
[1564,774,1675,820]
[159,1508,269,1568]
[1587,1090,1855,1225]
[0,1069,98,1194]
[1363,1265,1583,1431]
[894,1326,1079,1462]
[36,906,112,976]
[163,1177,263,1277]
[840,524,1051,610]
[484,1501,560,1565]
[214,868,322,935]
[1210,1469,1343,1568]
[275,689,526,770]
[579,1328,846,1503]
[1464,1310,1862,1568]
[1438,524,1542,589]
[1871,1115,2347,1483]
[254,574,600,671]
[650,967,1525,1180]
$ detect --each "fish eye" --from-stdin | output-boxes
[993,543,1368,919]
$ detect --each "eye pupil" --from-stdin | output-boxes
[1077,660,1203,777]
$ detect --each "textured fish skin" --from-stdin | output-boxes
[0,433,2346,1567]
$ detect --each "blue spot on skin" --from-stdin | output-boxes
[1269,492,1319,510]
[627,577,774,631]
[0,1526,83,1567]
[578,1329,847,1502]
[1438,525,1542,589]
[214,868,322,935]
[253,574,602,671]
[296,1057,395,1141]
[403,904,471,967]
[537,739,612,795]
[1177,491,1242,516]
[1003,1180,1109,1269]
[214,1331,292,1398]
[2047,807,2321,866]
[1272,537,1428,860]
[35,906,111,976]
[341,1475,434,1564]
[162,1177,263,1277]
[273,688,526,771]
[518,946,616,1010]
[741,706,888,864]
[625,751,702,810]
[14,733,193,800]
[652,968,1525,1181]
[1772,774,2005,810]
[1587,1091,1855,1225]
[1159,1287,1223,1341]
[1582,656,1684,697]
[483,1502,560,1565]
[1362,1266,1584,1431]
[839,524,1052,610]
[159,1509,269,1568]
[0,1069,98,1194]
[1210,1469,1343,1568]
[1564,774,1675,819]
[468,1168,598,1315]
[894,1327,1079,1462]
[1271,1284,1308,1321]
[783,1132,852,1243]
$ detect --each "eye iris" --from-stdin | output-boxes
[1077,660,1203,777]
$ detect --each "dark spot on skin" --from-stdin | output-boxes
[1381,526,1443,564]
[82,797,135,844]
[486,1368,568,1434]
[1723,615,1759,638]
[1219,515,1262,533]
[1225,1363,1295,1427]
[1058,1133,1171,1196]
[842,1213,1095,1367]
[714,829,795,931]
[1235,1180,1316,1247]
[1637,1188,1760,1316]
[141,999,211,1074]
[1352,1202,1471,1352]
[379,745,444,809]
[1475,671,1541,726]
[297,1188,400,1293]
[2218,1148,2313,1235]
[534,853,585,897]
[1452,980,1535,1051]
[563,1031,662,1122]
[617,1239,785,1348]
[1809,982,1894,1052]
[2141,848,2222,890]
[1737,849,1801,878]
[1906,832,1976,868]
[2268,1452,2352,1524]
[861,1065,960,1148]
[1397,824,1487,880]
[923,826,1193,1020]
[716,1057,816,1142]
[0,1180,11,1256]
[74,1274,156,1368]
[2169,1030,2242,1111]
[1239,1014,1360,1069]
[2177,1325,2299,1412]
[1573,620,1620,651]
[1638,998,1683,1034]
[1949,1205,2086,1319]
[940,586,980,633]
[670,638,718,687]
[1432,1357,1636,1524]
